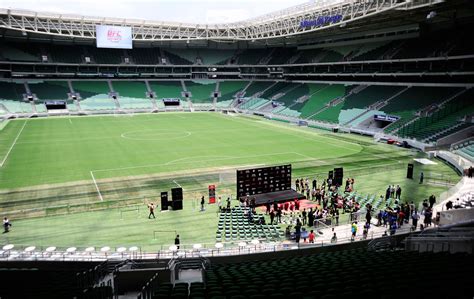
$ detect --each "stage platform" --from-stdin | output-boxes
[239,189,306,206]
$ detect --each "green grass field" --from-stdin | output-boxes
[0,112,460,250]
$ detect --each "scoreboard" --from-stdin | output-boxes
[237,164,292,198]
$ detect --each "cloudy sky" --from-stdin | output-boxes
[0,0,315,23]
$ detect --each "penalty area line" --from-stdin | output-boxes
[90,171,104,201]
[173,180,182,188]
[0,120,27,168]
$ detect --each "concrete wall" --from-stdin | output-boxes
[439,208,474,226]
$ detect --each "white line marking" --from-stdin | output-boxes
[0,120,27,167]
[173,180,182,188]
[91,152,302,173]
[217,113,361,153]
[69,119,73,125]
[90,171,104,201]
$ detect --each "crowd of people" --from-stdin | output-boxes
[267,175,442,243]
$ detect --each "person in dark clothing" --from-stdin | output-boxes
[385,186,391,200]
[335,209,339,226]
[312,179,317,190]
[273,201,278,212]
[276,208,282,223]
[265,201,271,214]
[295,179,300,192]
[429,194,436,208]
[3,217,11,233]
[419,172,424,184]
[302,208,307,226]
[174,235,180,249]
[365,210,371,225]
[308,208,314,227]
[446,200,453,210]
[269,210,275,225]
[295,219,302,243]
[226,197,231,210]
[200,196,205,211]
[395,185,401,199]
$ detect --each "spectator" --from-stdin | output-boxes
[174,234,180,249]
[350,222,358,241]
[3,217,11,233]
[331,232,337,243]
[309,230,315,243]
[446,200,453,210]
[411,210,420,231]
[419,172,424,184]
[429,194,436,208]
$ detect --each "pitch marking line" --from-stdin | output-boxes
[0,120,27,168]
[90,171,104,201]
[218,113,361,154]
[90,151,303,174]
[69,119,73,125]
[173,180,182,188]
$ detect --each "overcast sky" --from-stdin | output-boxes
[0,0,315,23]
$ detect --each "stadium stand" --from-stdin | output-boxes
[143,248,474,299]
[454,142,474,162]
[305,84,347,122]
[71,81,115,110]
[215,81,247,108]
[398,88,474,141]
[185,81,216,103]
[111,81,153,109]
[243,81,275,98]
[149,81,183,100]
[382,87,462,134]
[0,81,32,113]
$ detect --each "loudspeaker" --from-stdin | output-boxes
[172,200,183,210]
[407,163,414,179]
[171,187,183,201]
[334,167,344,186]
[161,192,168,211]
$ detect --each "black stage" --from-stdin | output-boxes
[239,189,306,206]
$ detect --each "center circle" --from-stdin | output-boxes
[121,129,191,141]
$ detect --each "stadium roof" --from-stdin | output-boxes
[0,0,445,44]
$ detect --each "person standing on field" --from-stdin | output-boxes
[147,202,156,219]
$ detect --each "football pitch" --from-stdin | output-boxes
[0,112,460,250]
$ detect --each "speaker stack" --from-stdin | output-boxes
[171,187,183,210]
[407,163,414,179]
[161,192,169,211]
[333,167,344,186]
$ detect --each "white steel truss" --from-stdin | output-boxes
[0,0,440,42]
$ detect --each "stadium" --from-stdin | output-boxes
[0,0,473,297]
